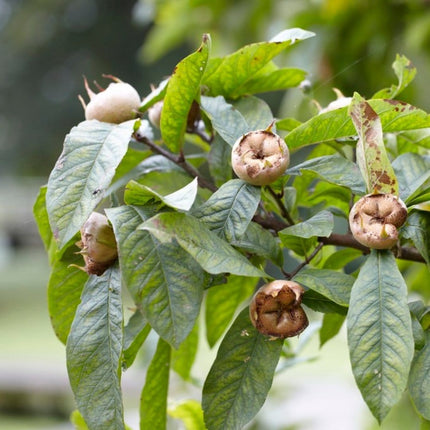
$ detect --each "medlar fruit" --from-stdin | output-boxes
[79,75,141,124]
[349,193,407,249]
[148,100,163,128]
[249,280,309,338]
[76,212,118,275]
[231,128,290,186]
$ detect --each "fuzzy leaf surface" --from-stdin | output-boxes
[46,120,134,248]
[140,337,171,430]
[172,322,199,380]
[408,332,430,420]
[349,93,399,195]
[232,96,274,131]
[140,212,267,278]
[192,179,261,242]
[66,266,124,430]
[347,250,414,422]
[285,99,430,150]
[202,307,283,429]
[106,205,205,348]
[161,35,210,152]
[286,155,366,195]
[402,211,430,267]
[279,210,334,239]
[202,28,314,98]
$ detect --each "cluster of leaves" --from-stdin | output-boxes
[34,29,430,429]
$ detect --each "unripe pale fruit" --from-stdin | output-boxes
[77,212,118,275]
[231,129,290,186]
[79,76,141,124]
[349,193,407,249]
[148,100,163,128]
[249,280,309,339]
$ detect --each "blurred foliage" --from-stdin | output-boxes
[3,0,430,175]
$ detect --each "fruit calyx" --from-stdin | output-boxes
[349,193,407,249]
[79,75,141,124]
[249,280,309,338]
[231,124,290,186]
[76,212,118,276]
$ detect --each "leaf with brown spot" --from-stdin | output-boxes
[348,93,399,195]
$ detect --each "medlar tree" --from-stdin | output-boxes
[34,29,430,429]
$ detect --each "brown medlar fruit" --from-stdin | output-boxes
[79,75,141,124]
[231,128,290,186]
[349,193,407,249]
[76,212,118,275]
[249,280,309,338]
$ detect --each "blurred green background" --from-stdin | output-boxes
[1,0,430,428]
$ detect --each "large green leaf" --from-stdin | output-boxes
[279,210,334,239]
[172,322,199,380]
[392,153,430,202]
[202,28,314,98]
[169,400,205,430]
[192,179,261,242]
[202,307,283,429]
[46,120,134,249]
[285,99,430,150]
[409,332,430,420]
[161,34,210,152]
[286,155,366,195]
[106,205,205,348]
[402,211,430,267]
[347,250,414,422]
[140,212,267,278]
[373,54,416,99]
[294,268,353,308]
[320,313,346,348]
[349,93,399,195]
[48,246,88,344]
[140,337,171,430]
[200,96,249,146]
[232,96,274,132]
[66,266,124,430]
[205,275,258,347]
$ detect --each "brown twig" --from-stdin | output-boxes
[284,242,325,279]
[267,186,295,226]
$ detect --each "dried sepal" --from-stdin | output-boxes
[349,193,407,249]
[249,280,309,339]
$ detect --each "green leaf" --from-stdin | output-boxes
[192,179,261,242]
[402,211,430,267]
[140,212,267,278]
[347,250,414,422]
[285,99,430,150]
[106,205,205,348]
[70,410,89,430]
[48,246,88,344]
[161,34,210,152]
[232,221,283,266]
[232,96,274,131]
[202,307,283,429]
[349,93,399,194]
[140,78,169,112]
[202,28,314,98]
[397,128,430,150]
[200,96,249,146]
[208,136,232,187]
[205,276,258,347]
[125,177,198,211]
[320,313,346,348]
[286,155,366,195]
[66,266,125,430]
[294,268,353,307]
[392,153,430,202]
[279,235,317,257]
[409,332,430,420]
[46,120,134,249]
[169,400,205,430]
[140,337,171,430]
[122,310,151,369]
[322,248,363,270]
[232,66,306,97]
[302,290,347,315]
[373,54,416,99]
[279,210,334,239]
[172,322,199,380]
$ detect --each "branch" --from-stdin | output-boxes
[133,133,217,192]
[284,242,324,279]
[267,186,295,226]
